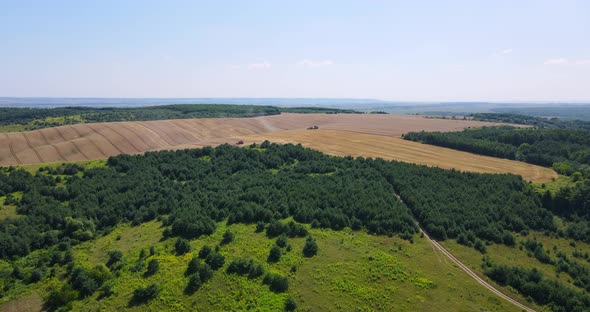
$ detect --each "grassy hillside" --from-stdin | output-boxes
[1,144,588,311]
[0,220,520,312]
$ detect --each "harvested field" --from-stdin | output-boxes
[243,129,558,183]
[0,112,553,182]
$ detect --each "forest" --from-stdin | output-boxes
[403,124,590,244]
[0,143,587,310]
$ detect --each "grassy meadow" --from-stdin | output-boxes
[0,219,521,311]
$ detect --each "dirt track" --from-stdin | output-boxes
[0,113,556,182]
[419,226,537,312]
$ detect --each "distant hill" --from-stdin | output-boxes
[0,97,389,108]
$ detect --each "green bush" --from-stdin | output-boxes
[285,297,297,311]
[133,283,160,303]
[205,252,225,270]
[198,245,212,259]
[146,259,160,276]
[263,273,289,293]
[276,234,288,248]
[175,238,191,255]
[185,274,201,294]
[221,230,234,245]
[303,236,318,257]
[268,246,282,263]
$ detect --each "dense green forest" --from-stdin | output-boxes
[1,143,588,310]
[0,143,560,260]
[0,104,357,132]
[403,126,590,242]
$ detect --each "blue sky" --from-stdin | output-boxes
[1,0,589,101]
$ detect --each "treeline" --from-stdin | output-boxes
[404,126,590,175]
[542,179,590,242]
[279,107,360,114]
[0,142,566,261]
[471,113,590,130]
[0,104,281,131]
[484,260,590,312]
[0,104,361,132]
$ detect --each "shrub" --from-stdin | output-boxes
[11,266,24,280]
[221,230,234,245]
[175,238,191,255]
[255,222,265,233]
[99,284,115,298]
[205,252,225,270]
[185,274,201,294]
[268,246,282,263]
[29,269,43,283]
[226,258,265,279]
[198,263,214,282]
[198,245,212,259]
[46,285,77,311]
[285,297,297,311]
[303,236,318,257]
[474,240,487,254]
[146,259,160,276]
[106,250,123,268]
[130,259,145,273]
[133,283,160,303]
[263,273,289,293]
[70,266,106,297]
[186,257,200,276]
[276,234,288,248]
[226,258,251,275]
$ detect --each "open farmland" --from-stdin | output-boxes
[0,112,554,182]
[0,113,512,165]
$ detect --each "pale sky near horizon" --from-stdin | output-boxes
[1,0,589,102]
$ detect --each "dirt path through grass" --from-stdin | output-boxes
[418,225,537,312]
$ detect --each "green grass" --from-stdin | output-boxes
[441,232,590,312]
[0,195,18,221]
[531,175,574,195]
[0,202,18,221]
[0,220,525,311]
[11,159,107,174]
[0,115,86,133]
[0,124,30,133]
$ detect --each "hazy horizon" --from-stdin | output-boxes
[1,1,589,101]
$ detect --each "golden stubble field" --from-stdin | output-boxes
[0,113,556,182]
